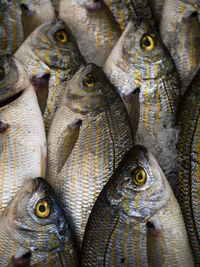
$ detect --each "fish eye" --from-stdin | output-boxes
[140,34,155,51]
[54,29,68,43]
[35,200,50,218]
[0,68,5,80]
[82,73,97,87]
[132,167,147,186]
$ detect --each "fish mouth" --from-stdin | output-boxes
[0,90,23,108]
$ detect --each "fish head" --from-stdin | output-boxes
[104,19,172,96]
[65,63,119,114]
[4,178,68,252]
[30,19,84,70]
[109,146,171,221]
[21,0,55,37]
[0,55,30,106]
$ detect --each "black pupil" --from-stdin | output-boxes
[138,173,143,181]
[144,38,151,47]
[87,77,94,84]
[39,204,46,213]
[58,33,64,40]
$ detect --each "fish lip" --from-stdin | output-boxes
[0,90,24,109]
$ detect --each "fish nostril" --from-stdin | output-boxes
[146,221,155,229]
[132,87,140,94]
[20,4,29,12]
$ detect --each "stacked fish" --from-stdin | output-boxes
[0,0,200,266]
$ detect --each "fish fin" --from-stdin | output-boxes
[12,251,31,267]
[56,119,82,173]
[30,74,50,115]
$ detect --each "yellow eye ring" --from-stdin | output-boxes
[132,167,147,186]
[140,34,155,51]
[0,68,4,80]
[35,200,50,218]
[82,73,96,87]
[55,30,68,43]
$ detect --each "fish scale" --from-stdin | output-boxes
[0,56,46,215]
[0,0,24,55]
[47,64,133,248]
[59,0,121,66]
[103,0,153,30]
[176,68,200,265]
[81,147,194,266]
[160,0,200,94]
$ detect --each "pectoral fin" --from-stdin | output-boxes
[56,119,82,173]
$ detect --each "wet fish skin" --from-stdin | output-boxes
[103,0,153,31]
[0,0,24,55]
[176,68,200,265]
[149,0,165,25]
[59,0,121,67]
[160,0,200,94]
[47,63,134,248]
[0,177,79,266]
[15,19,84,133]
[81,146,194,267]
[0,55,46,214]
[20,0,55,38]
[104,20,181,191]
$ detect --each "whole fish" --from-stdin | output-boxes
[15,19,84,133]
[176,68,200,265]
[0,177,78,266]
[104,20,181,192]
[59,0,121,67]
[81,146,194,267]
[0,0,24,55]
[103,0,153,31]
[0,55,46,214]
[20,0,55,37]
[47,63,134,247]
[160,0,200,93]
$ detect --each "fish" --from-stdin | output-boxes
[0,177,79,266]
[15,19,84,133]
[47,63,134,248]
[0,0,24,55]
[176,67,200,265]
[160,0,200,94]
[0,55,46,214]
[103,0,153,31]
[20,0,55,37]
[59,0,121,67]
[81,146,194,267]
[149,0,165,25]
[103,19,181,192]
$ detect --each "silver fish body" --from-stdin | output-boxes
[104,20,181,191]
[160,0,200,93]
[81,146,194,266]
[103,0,153,30]
[47,63,134,248]
[20,0,55,37]
[15,19,84,133]
[176,68,200,265]
[0,178,78,266]
[0,0,24,55]
[0,55,46,214]
[59,0,121,67]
